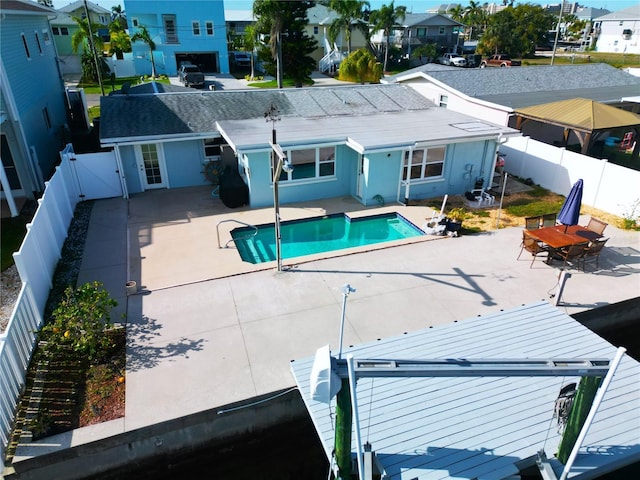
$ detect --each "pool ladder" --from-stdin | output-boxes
[216,219,258,248]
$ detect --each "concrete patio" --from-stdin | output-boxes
[12,185,640,465]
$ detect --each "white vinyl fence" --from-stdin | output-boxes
[0,137,637,469]
[0,144,119,469]
[502,136,640,221]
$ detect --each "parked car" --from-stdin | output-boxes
[436,53,467,67]
[479,55,521,68]
[230,51,251,69]
[178,62,205,88]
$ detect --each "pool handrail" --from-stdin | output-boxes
[216,219,258,249]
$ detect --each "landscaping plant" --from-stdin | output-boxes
[38,281,117,363]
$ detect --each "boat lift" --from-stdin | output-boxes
[310,346,626,480]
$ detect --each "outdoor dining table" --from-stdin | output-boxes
[526,225,602,265]
[526,225,601,250]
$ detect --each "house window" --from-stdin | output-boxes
[132,18,139,27]
[163,15,179,43]
[273,146,336,183]
[622,29,632,38]
[42,107,52,130]
[34,31,42,54]
[203,138,222,159]
[438,95,448,108]
[206,21,214,35]
[314,26,319,34]
[21,34,31,59]
[60,27,69,35]
[42,29,51,44]
[192,21,201,36]
[439,27,445,35]
[416,27,426,37]
[403,147,445,181]
[52,26,60,35]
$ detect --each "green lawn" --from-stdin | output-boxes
[76,75,170,95]
[1,214,30,271]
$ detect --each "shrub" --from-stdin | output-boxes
[39,281,117,364]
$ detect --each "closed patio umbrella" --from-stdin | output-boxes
[558,179,584,229]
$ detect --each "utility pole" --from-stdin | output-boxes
[83,0,105,95]
[550,1,564,66]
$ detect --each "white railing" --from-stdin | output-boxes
[502,136,640,220]
[0,147,82,464]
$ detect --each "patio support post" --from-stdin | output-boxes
[272,126,283,272]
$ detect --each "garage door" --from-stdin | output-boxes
[175,53,218,73]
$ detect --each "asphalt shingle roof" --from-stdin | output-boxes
[100,84,436,142]
[395,63,640,109]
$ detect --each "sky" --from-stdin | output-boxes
[51,0,640,14]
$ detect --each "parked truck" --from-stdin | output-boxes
[178,62,205,88]
[479,55,521,68]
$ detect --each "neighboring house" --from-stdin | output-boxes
[0,0,69,217]
[125,0,230,75]
[370,13,463,60]
[383,63,640,126]
[99,84,520,207]
[48,12,81,76]
[57,0,111,42]
[225,9,256,48]
[593,5,640,54]
[399,13,464,57]
[306,3,369,71]
[571,7,611,49]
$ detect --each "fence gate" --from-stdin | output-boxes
[65,149,123,200]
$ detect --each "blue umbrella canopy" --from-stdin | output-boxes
[558,179,584,226]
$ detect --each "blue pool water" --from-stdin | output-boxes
[232,212,424,264]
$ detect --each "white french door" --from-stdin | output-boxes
[136,143,167,190]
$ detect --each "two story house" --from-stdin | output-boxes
[1,0,69,217]
[49,0,113,78]
[593,5,640,54]
[126,0,230,75]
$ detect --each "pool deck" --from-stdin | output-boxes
[12,185,640,465]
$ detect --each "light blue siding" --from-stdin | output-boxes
[163,140,210,188]
[1,13,68,183]
[126,0,229,75]
[245,144,356,208]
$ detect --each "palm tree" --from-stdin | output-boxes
[130,26,157,79]
[369,1,406,73]
[70,15,104,55]
[327,0,370,54]
[71,15,105,86]
[243,25,259,80]
[111,4,127,30]
[253,0,285,88]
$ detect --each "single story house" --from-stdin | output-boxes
[382,63,640,126]
[99,83,520,208]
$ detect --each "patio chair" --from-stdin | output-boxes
[517,231,549,267]
[542,213,557,227]
[582,238,609,271]
[525,216,542,230]
[584,217,608,236]
[556,242,589,270]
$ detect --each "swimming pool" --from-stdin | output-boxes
[232,212,424,264]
